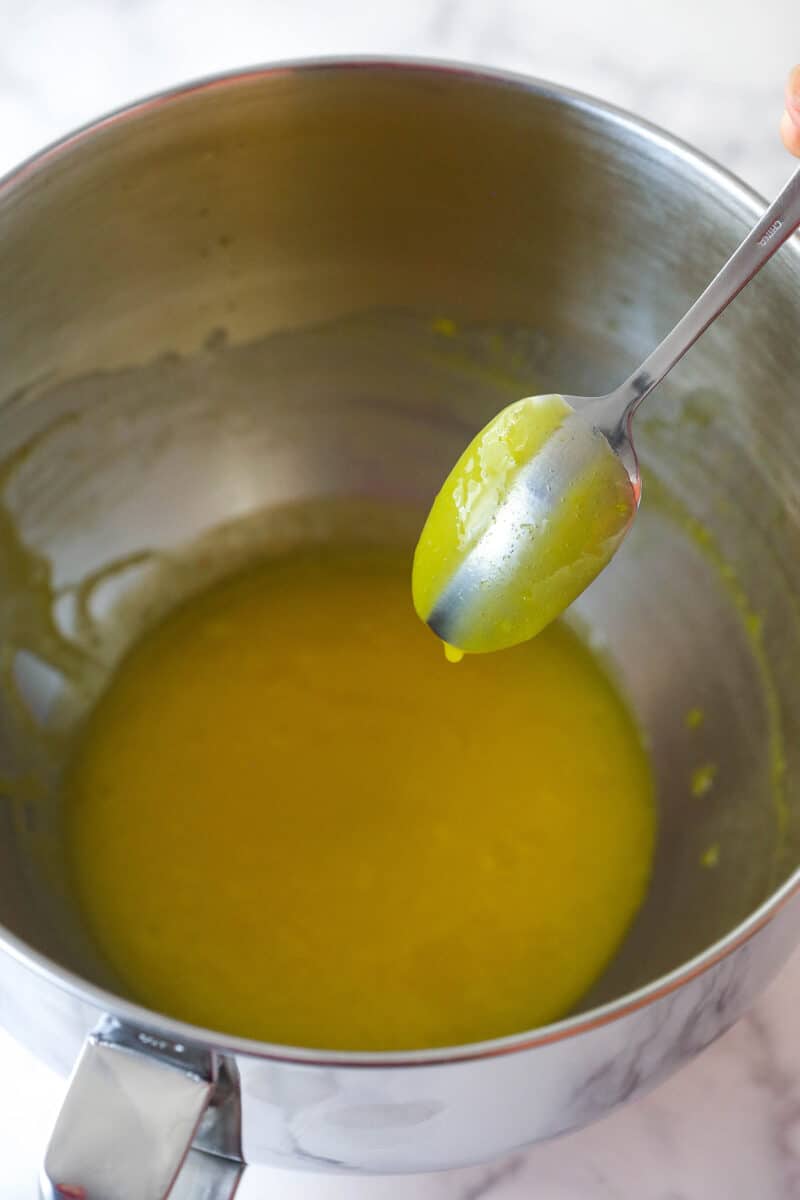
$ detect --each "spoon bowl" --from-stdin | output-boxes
[413,392,638,652]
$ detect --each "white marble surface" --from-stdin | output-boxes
[1,0,799,1197]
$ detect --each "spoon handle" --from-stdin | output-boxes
[614,165,800,417]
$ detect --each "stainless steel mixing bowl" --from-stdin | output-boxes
[0,59,799,1200]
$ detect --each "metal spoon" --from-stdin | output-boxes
[413,165,800,655]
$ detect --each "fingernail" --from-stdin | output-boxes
[788,65,800,111]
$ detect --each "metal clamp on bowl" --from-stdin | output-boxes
[40,1019,243,1200]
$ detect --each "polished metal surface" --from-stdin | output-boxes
[605,162,800,422]
[41,1037,215,1200]
[39,1017,245,1198]
[424,164,800,652]
[0,59,798,1195]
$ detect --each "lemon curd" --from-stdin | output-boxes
[412,394,637,655]
[66,546,655,1051]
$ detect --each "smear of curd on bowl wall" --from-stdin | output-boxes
[66,546,655,1051]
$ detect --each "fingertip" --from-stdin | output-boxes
[780,109,800,157]
[785,65,800,122]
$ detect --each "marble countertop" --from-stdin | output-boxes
[1,0,799,1197]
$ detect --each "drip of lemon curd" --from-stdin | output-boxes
[413,394,637,655]
[66,547,654,1052]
